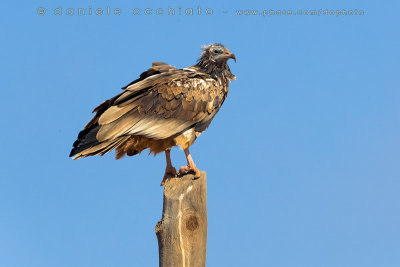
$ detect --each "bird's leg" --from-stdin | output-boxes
[161,149,177,186]
[179,148,201,178]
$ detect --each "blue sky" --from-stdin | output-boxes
[1,0,399,266]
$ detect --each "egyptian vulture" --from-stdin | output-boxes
[70,43,236,185]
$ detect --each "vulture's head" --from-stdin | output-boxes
[196,43,236,81]
[200,43,236,64]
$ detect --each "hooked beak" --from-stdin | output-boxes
[223,49,236,62]
[230,53,236,62]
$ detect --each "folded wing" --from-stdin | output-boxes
[70,62,226,159]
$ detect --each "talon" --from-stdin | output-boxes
[178,148,201,178]
[193,168,201,178]
[179,165,200,178]
[179,166,189,175]
[161,166,177,186]
[161,150,177,186]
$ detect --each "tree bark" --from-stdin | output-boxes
[155,171,207,267]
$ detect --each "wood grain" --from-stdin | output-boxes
[156,171,207,267]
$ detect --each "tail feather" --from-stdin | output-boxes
[71,136,129,159]
[69,125,101,158]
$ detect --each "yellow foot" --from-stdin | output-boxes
[179,165,201,178]
[161,166,177,186]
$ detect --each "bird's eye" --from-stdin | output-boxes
[213,50,220,54]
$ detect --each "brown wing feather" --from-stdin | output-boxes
[95,72,226,141]
[70,63,228,159]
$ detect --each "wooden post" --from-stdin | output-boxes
[155,171,207,267]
